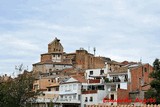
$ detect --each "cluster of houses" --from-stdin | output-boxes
[31,38,153,107]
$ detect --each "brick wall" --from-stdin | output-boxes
[117,89,129,105]
[41,54,51,62]
[129,64,153,92]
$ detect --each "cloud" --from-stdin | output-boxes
[0,0,160,74]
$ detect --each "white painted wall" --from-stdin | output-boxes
[59,78,82,104]
[81,90,108,107]
[120,82,127,89]
[85,67,108,79]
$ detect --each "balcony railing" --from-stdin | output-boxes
[82,90,97,94]
[88,79,100,83]
[58,99,81,103]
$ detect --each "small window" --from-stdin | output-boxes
[51,79,54,83]
[100,70,104,75]
[55,87,59,91]
[58,54,60,57]
[48,88,51,91]
[144,67,147,72]
[78,95,81,100]
[73,84,76,90]
[90,97,93,102]
[118,84,120,88]
[85,97,88,102]
[111,94,114,100]
[90,71,93,75]
[69,85,72,90]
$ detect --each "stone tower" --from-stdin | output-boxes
[48,37,63,53]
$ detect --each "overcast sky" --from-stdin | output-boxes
[0,0,160,75]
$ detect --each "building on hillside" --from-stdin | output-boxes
[32,75,61,107]
[104,67,129,105]
[127,63,153,104]
[58,75,86,107]
[102,63,153,106]
[81,79,107,107]
[33,37,73,74]
[33,37,111,74]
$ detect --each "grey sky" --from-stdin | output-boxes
[0,0,160,75]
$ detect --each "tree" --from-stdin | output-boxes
[0,70,36,107]
[145,58,160,104]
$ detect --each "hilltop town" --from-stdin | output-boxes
[31,37,153,107]
[0,37,154,107]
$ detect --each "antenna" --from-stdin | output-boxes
[140,57,142,63]
[93,47,96,56]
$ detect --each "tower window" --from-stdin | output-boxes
[90,71,93,75]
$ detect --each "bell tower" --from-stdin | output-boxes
[48,37,63,53]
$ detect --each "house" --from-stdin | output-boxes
[58,75,86,107]
[103,63,153,106]
[81,79,107,107]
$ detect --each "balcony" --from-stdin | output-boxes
[57,99,81,103]
[82,90,97,94]
[88,79,100,83]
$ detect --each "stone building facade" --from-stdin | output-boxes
[33,37,110,74]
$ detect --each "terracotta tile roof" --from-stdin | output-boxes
[109,67,128,74]
[71,74,87,83]
[121,61,138,65]
[33,60,73,65]
[107,60,124,65]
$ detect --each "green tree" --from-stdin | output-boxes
[145,58,160,104]
[0,70,36,107]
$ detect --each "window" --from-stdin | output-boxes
[55,87,59,91]
[100,70,104,75]
[118,84,120,88]
[34,85,38,90]
[69,85,72,90]
[85,97,88,102]
[65,85,68,90]
[111,94,114,100]
[90,71,93,75]
[125,75,128,81]
[90,97,93,102]
[58,54,60,57]
[78,95,81,100]
[61,86,63,91]
[73,95,76,99]
[144,67,147,72]
[51,79,54,83]
[73,84,76,90]
[48,88,51,91]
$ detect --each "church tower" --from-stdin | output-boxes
[48,37,64,53]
